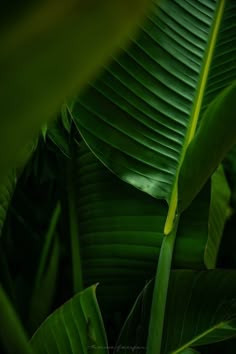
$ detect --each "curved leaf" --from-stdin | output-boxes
[76,143,229,311]
[71,4,236,352]
[31,285,108,354]
[178,81,236,211]
[0,0,151,178]
[72,0,235,208]
[116,270,236,354]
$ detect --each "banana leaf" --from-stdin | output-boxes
[71,3,236,352]
[31,285,108,354]
[72,0,236,215]
[115,270,236,354]
[76,143,230,312]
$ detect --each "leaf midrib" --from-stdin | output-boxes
[171,317,236,354]
[164,0,226,235]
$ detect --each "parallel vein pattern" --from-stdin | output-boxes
[76,144,228,314]
[201,1,236,113]
[72,0,216,201]
[115,270,236,354]
[31,286,108,354]
[163,271,236,353]
[77,142,167,312]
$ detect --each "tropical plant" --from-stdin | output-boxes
[0,1,236,354]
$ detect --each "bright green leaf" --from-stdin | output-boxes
[31,285,108,354]
[72,0,235,208]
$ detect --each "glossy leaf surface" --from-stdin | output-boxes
[72,0,236,207]
[31,285,108,354]
[76,143,230,312]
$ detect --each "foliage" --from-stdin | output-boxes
[0,1,236,354]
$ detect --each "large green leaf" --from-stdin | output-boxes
[116,270,236,354]
[0,0,151,178]
[76,143,229,312]
[31,285,108,354]
[71,2,236,352]
[72,0,236,212]
[178,81,236,212]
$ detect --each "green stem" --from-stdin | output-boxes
[67,147,83,294]
[147,215,180,354]
[35,201,61,288]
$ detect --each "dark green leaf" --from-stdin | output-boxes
[28,203,61,332]
[0,171,16,236]
[178,81,236,212]
[116,270,236,354]
[0,285,33,354]
[76,143,228,315]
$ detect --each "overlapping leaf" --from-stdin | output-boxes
[116,270,236,354]
[76,143,230,313]
[31,286,108,354]
[72,0,236,207]
[0,0,151,178]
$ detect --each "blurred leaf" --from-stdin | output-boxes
[0,285,33,354]
[31,285,108,354]
[28,203,61,332]
[61,104,72,134]
[0,171,16,236]
[47,117,71,157]
[66,143,83,294]
[0,0,151,178]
